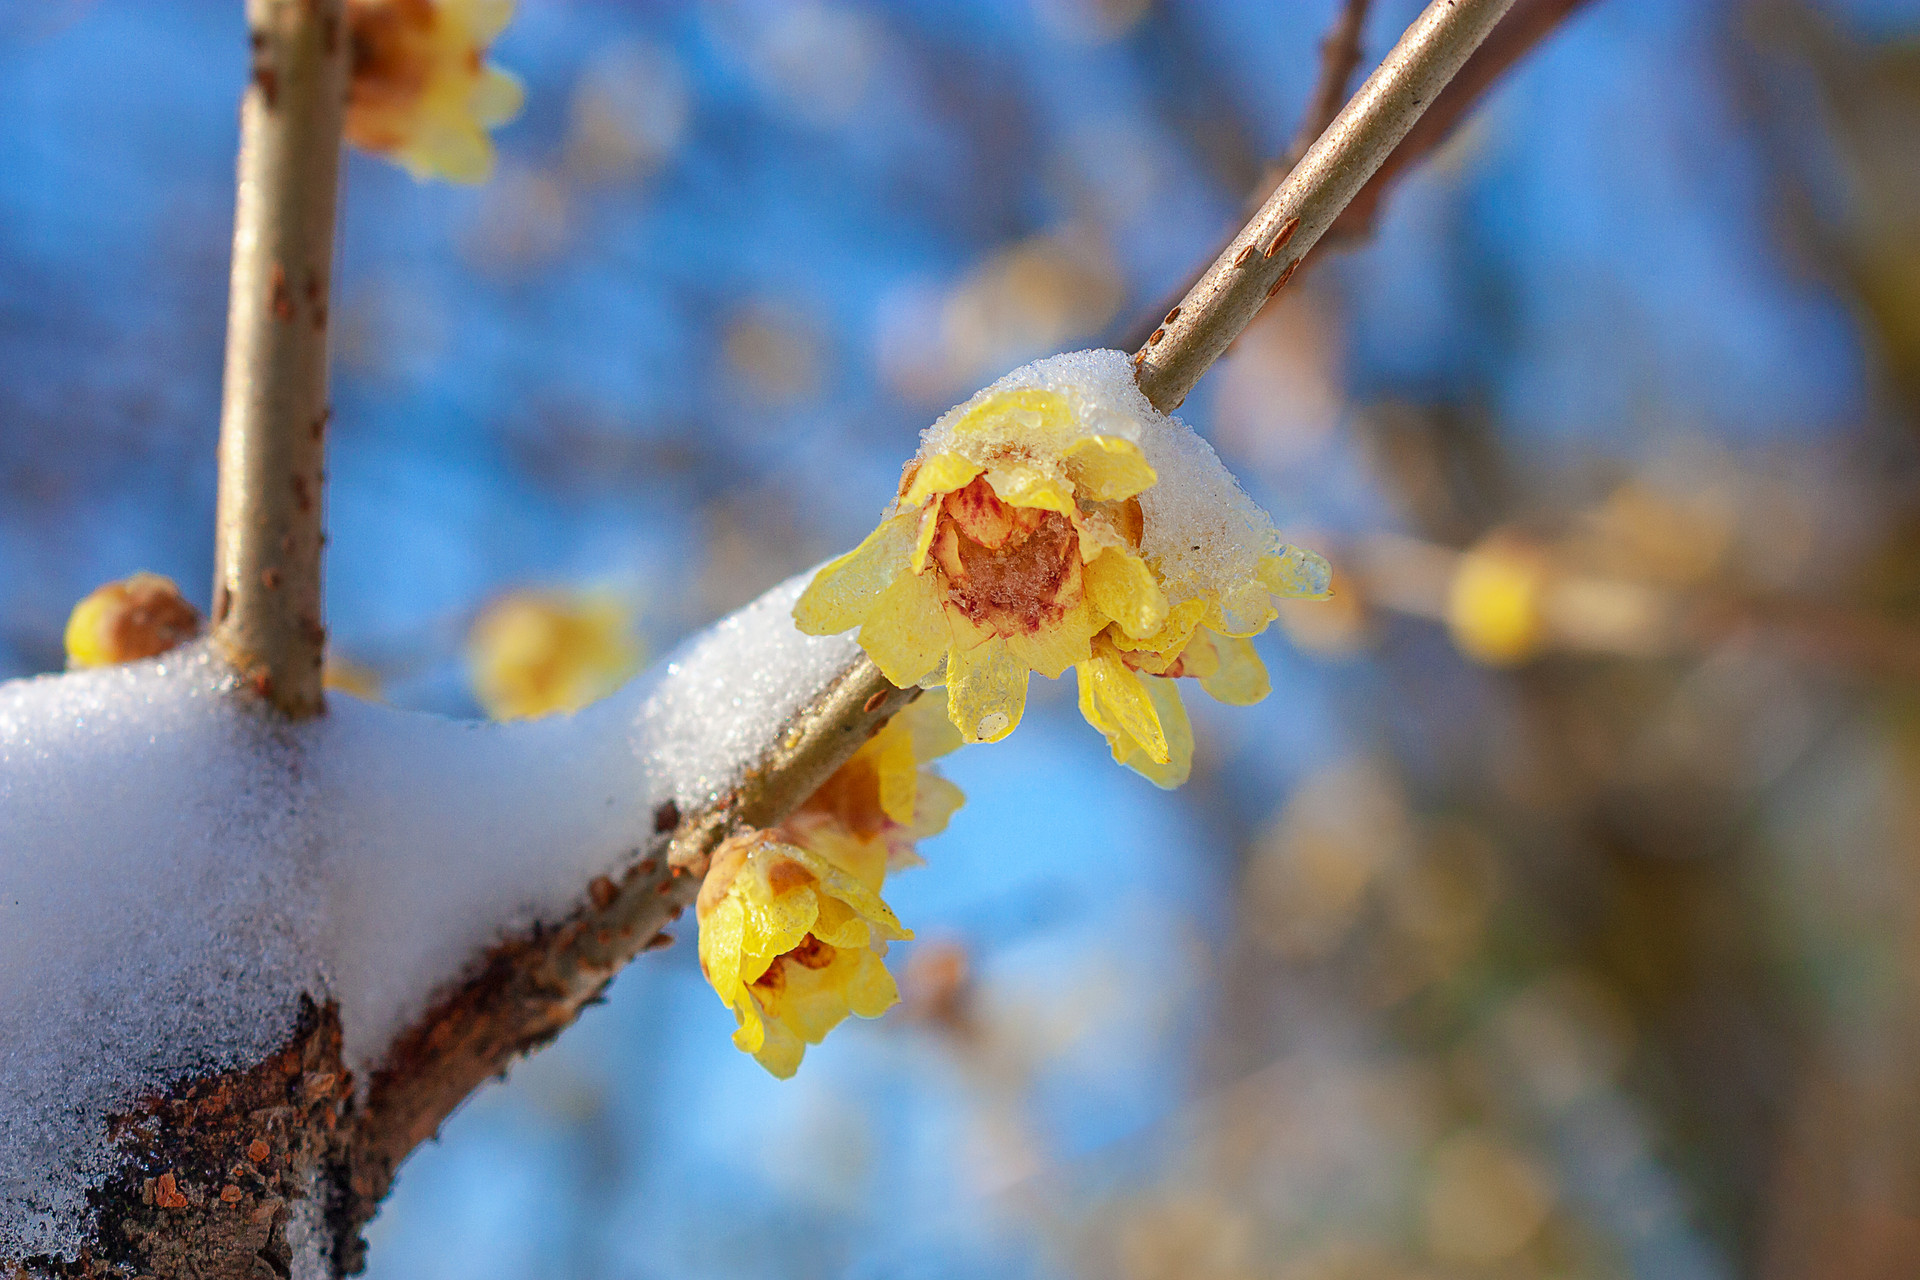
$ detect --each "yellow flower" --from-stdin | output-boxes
[467,589,641,720]
[1074,543,1324,788]
[65,573,202,669]
[697,830,913,1079]
[1447,537,1547,666]
[797,351,1331,784]
[346,0,524,184]
[795,386,1167,744]
[697,695,962,1077]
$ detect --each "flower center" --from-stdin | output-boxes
[933,478,1083,635]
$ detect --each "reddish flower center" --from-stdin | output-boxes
[932,477,1082,635]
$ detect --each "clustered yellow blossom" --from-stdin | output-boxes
[64,573,202,669]
[466,589,642,720]
[698,696,963,1077]
[794,364,1328,786]
[346,0,524,183]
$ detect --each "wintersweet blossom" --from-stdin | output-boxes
[346,0,524,184]
[795,350,1331,784]
[466,590,641,720]
[795,385,1166,744]
[64,573,202,670]
[698,696,962,1077]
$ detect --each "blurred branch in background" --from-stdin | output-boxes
[1134,0,1520,412]
[211,0,348,719]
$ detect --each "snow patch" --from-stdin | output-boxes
[0,573,856,1261]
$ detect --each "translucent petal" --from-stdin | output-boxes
[903,690,964,762]
[1260,542,1334,600]
[946,629,1028,743]
[747,1010,804,1079]
[845,949,902,1018]
[854,567,947,687]
[983,463,1074,514]
[1064,435,1157,502]
[698,896,747,1001]
[794,510,919,635]
[865,714,920,828]
[1106,596,1205,657]
[910,501,941,573]
[909,773,966,839]
[1080,649,1168,764]
[1083,549,1169,639]
[1197,632,1270,706]
[902,453,983,508]
[1129,676,1194,789]
[950,387,1074,447]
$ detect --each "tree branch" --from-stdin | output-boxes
[211,0,347,720]
[1133,0,1517,413]
[1323,0,1596,247]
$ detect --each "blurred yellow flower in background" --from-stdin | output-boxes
[698,694,962,1077]
[466,589,641,720]
[795,387,1165,744]
[64,572,202,669]
[1446,537,1548,666]
[347,0,524,184]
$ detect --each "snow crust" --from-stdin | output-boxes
[923,349,1312,631]
[0,574,857,1261]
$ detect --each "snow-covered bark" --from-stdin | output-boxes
[0,574,908,1277]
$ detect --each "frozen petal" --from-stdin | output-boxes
[984,463,1074,515]
[1064,435,1157,502]
[794,509,920,635]
[1083,549,1169,640]
[946,628,1028,743]
[1260,542,1334,600]
[1080,649,1168,764]
[855,567,947,687]
[902,452,983,508]
[910,501,941,573]
[1128,677,1194,789]
[1196,632,1270,706]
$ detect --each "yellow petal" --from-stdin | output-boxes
[1079,649,1168,764]
[794,509,920,636]
[1196,632,1269,705]
[910,773,966,839]
[902,452,983,508]
[903,689,964,761]
[983,463,1074,514]
[845,948,902,1018]
[1063,435,1157,501]
[910,500,941,574]
[747,1012,805,1079]
[1083,549,1169,640]
[1130,676,1194,789]
[472,65,526,128]
[464,0,518,43]
[950,387,1075,446]
[855,565,948,687]
[946,627,1028,743]
[1260,542,1334,600]
[1106,596,1205,658]
[869,716,920,827]
[1000,595,1100,679]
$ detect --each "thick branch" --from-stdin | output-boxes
[343,654,913,1249]
[1133,0,1516,413]
[212,0,347,720]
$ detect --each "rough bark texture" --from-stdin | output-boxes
[12,999,353,1280]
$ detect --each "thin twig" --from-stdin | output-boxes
[1133,0,1517,413]
[212,0,348,720]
